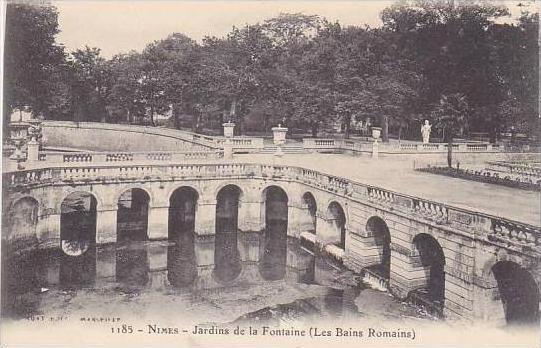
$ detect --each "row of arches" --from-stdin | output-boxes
[6,185,540,326]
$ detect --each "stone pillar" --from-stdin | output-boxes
[388,247,428,299]
[287,204,302,238]
[148,205,169,240]
[27,139,39,162]
[316,213,341,245]
[96,206,117,244]
[343,231,381,273]
[223,122,235,160]
[238,190,264,232]
[36,210,61,249]
[223,139,233,159]
[471,279,506,326]
[195,199,216,236]
[271,125,288,157]
[371,127,381,159]
[238,231,261,262]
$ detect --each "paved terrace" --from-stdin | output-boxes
[236,153,540,226]
[5,152,539,226]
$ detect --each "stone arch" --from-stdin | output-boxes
[166,184,203,206]
[168,186,199,239]
[325,201,347,249]
[259,185,289,281]
[366,216,392,279]
[412,233,446,307]
[60,191,98,256]
[300,192,317,234]
[214,184,243,283]
[5,196,39,248]
[261,185,289,225]
[491,261,540,326]
[57,189,103,213]
[112,185,153,208]
[116,188,150,242]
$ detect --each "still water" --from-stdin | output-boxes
[1,221,434,325]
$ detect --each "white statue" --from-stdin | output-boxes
[421,120,432,144]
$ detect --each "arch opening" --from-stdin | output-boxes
[366,216,391,279]
[260,186,288,281]
[214,185,243,282]
[412,233,445,308]
[167,186,199,287]
[168,187,199,239]
[491,261,540,326]
[326,202,346,249]
[116,188,150,242]
[301,192,317,234]
[60,192,97,256]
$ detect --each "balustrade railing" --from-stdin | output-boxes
[5,161,539,250]
[303,138,502,154]
[35,150,223,165]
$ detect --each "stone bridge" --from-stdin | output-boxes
[3,161,540,326]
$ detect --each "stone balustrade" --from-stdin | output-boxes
[303,138,502,154]
[5,162,540,251]
[37,150,223,164]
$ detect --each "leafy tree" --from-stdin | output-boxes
[69,46,110,122]
[3,3,69,133]
[431,93,469,167]
[107,52,146,123]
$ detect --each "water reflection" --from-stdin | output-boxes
[1,229,402,323]
[167,227,197,288]
[259,220,287,281]
[214,218,241,282]
[115,243,149,286]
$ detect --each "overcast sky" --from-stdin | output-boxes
[53,0,538,58]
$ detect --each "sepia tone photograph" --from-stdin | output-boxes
[1,0,539,347]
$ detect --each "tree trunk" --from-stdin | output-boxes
[191,113,198,133]
[311,122,319,137]
[447,137,453,168]
[149,105,155,127]
[382,115,389,142]
[344,116,351,139]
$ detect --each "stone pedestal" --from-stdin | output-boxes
[272,125,288,157]
[223,139,233,159]
[222,122,235,138]
[27,139,40,162]
[371,127,381,159]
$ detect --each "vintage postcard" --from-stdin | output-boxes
[1,0,540,347]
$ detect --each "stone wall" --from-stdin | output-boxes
[41,121,211,152]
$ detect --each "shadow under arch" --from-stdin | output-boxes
[327,201,346,249]
[214,184,243,283]
[365,216,391,279]
[116,188,150,242]
[259,185,288,281]
[167,186,199,287]
[491,261,540,326]
[412,233,446,308]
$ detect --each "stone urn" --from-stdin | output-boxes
[222,122,235,138]
[371,127,382,141]
[271,124,288,157]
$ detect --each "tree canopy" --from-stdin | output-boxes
[3,2,538,142]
